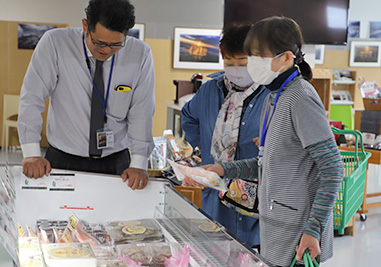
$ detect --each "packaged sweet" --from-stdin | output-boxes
[19,254,46,267]
[98,260,129,267]
[27,225,37,237]
[105,219,163,245]
[68,214,101,247]
[168,160,227,191]
[116,242,171,266]
[92,246,117,261]
[150,137,167,169]
[42,242,97,267]
[18,224,27,238]
[18,236,42,257]
[164,130,185,161]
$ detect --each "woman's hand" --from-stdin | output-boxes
[183,176,204,187]
[252,137,260,148]
[201,164,224,177]
[295,233,321,261]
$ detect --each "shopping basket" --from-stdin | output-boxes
[331,127,372,235]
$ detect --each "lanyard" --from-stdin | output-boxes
[259,70,299,157]
[82,34,115,123]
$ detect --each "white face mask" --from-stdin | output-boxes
[224,66,254,88]
[247,53,285,85]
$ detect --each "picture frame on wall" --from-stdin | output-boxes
[369,21,381,39]
[315,45,325,65]
[349,41,381,67]
[173,27,223,70]
[127,23,145,41]
[18,23,57,49]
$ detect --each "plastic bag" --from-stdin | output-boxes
[164,245,190,267]
[168,160,228,191]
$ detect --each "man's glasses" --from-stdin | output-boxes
[88,31,126,49]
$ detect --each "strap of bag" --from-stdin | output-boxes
[290,250,319,267]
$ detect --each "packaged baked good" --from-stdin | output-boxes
[168,159,228,191]
[164,130,185,161]
[92,246,117,261]
[149,137,168,169]
[116,242,171,266]
[97,260,128,267]
[105,219,163,245]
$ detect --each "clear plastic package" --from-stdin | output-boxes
[105,219,164,245]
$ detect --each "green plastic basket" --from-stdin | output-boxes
[331,128,372,235]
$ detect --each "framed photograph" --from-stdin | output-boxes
[349,41,381,67]
[348,21,360,38]
[315,45,325,65]
[173,27,223,70]
[127,23,145,41]
[18,23,57,49]
[369,21,381,39]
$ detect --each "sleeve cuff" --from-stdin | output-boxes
[303,217,322,241]
[21,143,42,158]
[129,154,148,170]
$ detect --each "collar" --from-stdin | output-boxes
[267,66,298,91]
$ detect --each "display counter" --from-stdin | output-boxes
[0,165,267,267]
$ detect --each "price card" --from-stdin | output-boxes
[20,173,49,190]
[49,173,75,191]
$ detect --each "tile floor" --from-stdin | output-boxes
[0,148,380,266]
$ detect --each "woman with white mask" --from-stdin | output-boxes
[181,24,270,250]
[200,17,344,267]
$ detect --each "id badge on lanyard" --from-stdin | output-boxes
[97,126,114,149]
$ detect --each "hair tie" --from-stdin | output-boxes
[295,52,305,64]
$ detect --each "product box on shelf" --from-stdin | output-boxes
[363,98,381,111]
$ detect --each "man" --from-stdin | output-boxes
[17,0,155,190]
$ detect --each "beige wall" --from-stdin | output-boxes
[146,38,216,137]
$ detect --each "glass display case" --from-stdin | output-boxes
[0,165,268,266]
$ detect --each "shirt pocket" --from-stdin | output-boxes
[107,89,133,121]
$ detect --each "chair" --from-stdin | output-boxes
[2,94,20,152]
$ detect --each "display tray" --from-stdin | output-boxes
[0,165,267,267]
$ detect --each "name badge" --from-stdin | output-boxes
[97,129,114,149]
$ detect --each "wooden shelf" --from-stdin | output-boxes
[310,68,332,115]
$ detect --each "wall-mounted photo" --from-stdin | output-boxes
[173,27,223,70]
[369,21,381,39]
[348,21,360,38]
[127,23,145,41]
[315,45,325,65]
[18,23,57,50]
[349,41,381,67]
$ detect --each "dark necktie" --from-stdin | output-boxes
[89,60,104,157]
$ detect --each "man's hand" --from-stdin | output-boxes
[22,157,51,178]
[121,167,148,190]
[296,233,321,261]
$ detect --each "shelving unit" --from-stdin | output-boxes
[330,71,357,130]
[310,68,332,117]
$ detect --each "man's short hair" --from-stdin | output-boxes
[85,0,135,35]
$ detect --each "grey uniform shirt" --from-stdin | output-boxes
[17,27,155,170]
[259,76,335,266]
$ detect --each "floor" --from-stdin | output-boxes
[0,148,380,267]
